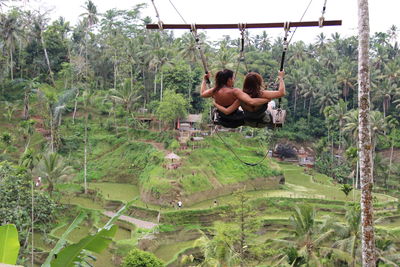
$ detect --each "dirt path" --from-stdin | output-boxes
[103,211,158,229]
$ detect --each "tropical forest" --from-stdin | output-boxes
[0,0,400,266]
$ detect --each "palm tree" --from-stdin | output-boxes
[333,206,399,267]
[332,205,361,267]
[148,33,173,100]
[255,30,271,52]
[31,11,55,85]
[2,100,16,121]
[344,110,387,154]
[1,132,12,154]
[213,39,236,70]
[301,75,318,122]
[82,89,95,194]
[343,109,359,145]
[332,99,348,151]
[179,32,199,65]
[195,223,240,267]
[372,79,396,117]
[80,0,98,30]
[386,117,399,187]
[336,60,356,103]
[108,83,142,118]
[315,32,327,51]
[20,119,35,151]
[373,154,389,187]
[358,1,376,264]
[316,78,340,113]
[80,0,98,75]
[0,8,23,80]
[12,78,39,120]
[370,111,387,153]
[287,67,306,117]
[275,205,336,266]
[35,152,73,194]
[375,233,400,266]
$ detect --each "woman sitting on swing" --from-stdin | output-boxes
[200,69,270,128]
[214,71,285,127]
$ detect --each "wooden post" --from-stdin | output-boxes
[146,20,342,30]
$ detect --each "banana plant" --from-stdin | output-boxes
[0,224,20,265]
[42,199,134,267]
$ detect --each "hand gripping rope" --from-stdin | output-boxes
[277,22,290,109]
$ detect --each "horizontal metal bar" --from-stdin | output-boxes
[146,20,342,30]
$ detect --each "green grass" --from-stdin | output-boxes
[114,227,132,240]
[53,224,94,243]
[57,183,83,193]
[153,240,196,262]
[30,233,55,252]
[88,182,140,203]
[279,163,395,203]
[60,196,104,210]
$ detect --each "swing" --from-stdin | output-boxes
[148,0,340,166]
[210,22,290,129]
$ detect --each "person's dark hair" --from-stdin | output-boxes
[213,69,234,92]
[243,72,264,98]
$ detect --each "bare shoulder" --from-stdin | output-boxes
[232,88,243,95]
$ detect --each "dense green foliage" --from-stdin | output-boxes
[0,161,58,260]
[1,1,400,266]
[122,248,163,267]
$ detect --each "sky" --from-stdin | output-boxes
[15,0,400,44]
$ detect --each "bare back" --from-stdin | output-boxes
[212,87,238,107]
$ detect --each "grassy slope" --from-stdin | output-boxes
[70,124,281,197]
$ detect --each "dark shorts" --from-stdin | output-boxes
[243,104,273,128]
[244,110,273,128]
[212,108,245,128]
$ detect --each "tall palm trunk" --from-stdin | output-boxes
[50,109,54,153]
[23,91,29,120]
[113,50,117,90]
[387,140,394,188]
[9,46,13,80]
[84,113,88,194]
[160,71,164,101]
[293,86,298,116]
[31,176,34,267]
[358,0,376,265]
[19,40,23,79]
[40,30,55,86]
[154,65,157,95]
[72,90,80,124]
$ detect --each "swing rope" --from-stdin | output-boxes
[150,0,164,30]
[234,23,249,79]
[319,0,328,27]
[275,0,314,107]
[191,24,210,85]
[277,22,290,109]
[214,127,269,167]
[168,0,188,24]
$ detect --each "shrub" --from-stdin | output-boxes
[121,248,163,267]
